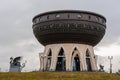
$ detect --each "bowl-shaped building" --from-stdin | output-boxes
[32,10,106,71]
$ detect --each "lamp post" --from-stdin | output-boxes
[108,56,113,74]
[41,54,47,72]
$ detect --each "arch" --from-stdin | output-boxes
[48,49,52,56]
[86,49,92,71]
[72,47,77,56]
[72,47,81,71]
[46,49,52,71]
[86,49,90,57]
[58,48,65,56]
[56,48,66,71]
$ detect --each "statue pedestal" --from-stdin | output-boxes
[9,66,21,72]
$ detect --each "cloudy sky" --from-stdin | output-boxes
[0,0,120,72]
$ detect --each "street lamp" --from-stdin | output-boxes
[108,56,113,74]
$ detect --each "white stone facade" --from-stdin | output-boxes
[39,43,98,71]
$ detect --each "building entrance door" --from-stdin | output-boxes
[86,58,92,71]
[73,55,80,71]
[56,57,65,71]
[86,49,92,71]
[56,48,66,71]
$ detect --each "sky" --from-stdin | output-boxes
[0,0,120,72]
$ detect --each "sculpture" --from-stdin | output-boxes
[99,64,104,72]
[9,56,26,72]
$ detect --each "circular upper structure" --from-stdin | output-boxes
[32,10,106,46]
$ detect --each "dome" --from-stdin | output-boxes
[32,10,106,46]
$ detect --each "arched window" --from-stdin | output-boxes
[89,16,91,20]
[86,50,90,57]
[68,14,70,18]
[56,48,66,71]
[77,14,82,19]
[72,48,80,71]
[55,14,60,18]
[96,17,99,22]
[86,49,92,71]
[46,49,52,71]
[47,15,49,20]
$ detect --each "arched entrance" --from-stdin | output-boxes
[72,48,80,71]
[46,49,52,71]
[73,54,80,71]
[86,49,92,71]
[56,48,66,71]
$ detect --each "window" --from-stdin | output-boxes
[49,24,53,28]
[72,48,80,71]
[68,23,70,28]
[56,14,60,18]
[102,19,105,23]
[47,15,49,19]
[68,14,70,18]
[77,14,82,18]
[36,18,39,23]
[96,17,99,22]
[97,27,99,30]
[86,50,90,57]
[91,26,94,29]
[56,48,66,71]
[89,16,91,20]
[39,17,41,21]
[33,20,36,24]
[86,49,92,71]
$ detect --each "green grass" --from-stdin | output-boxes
[0,72,120,80]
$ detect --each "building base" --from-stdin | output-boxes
[39,43,98,71]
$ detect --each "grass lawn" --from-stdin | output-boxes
[0,72,120,80]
